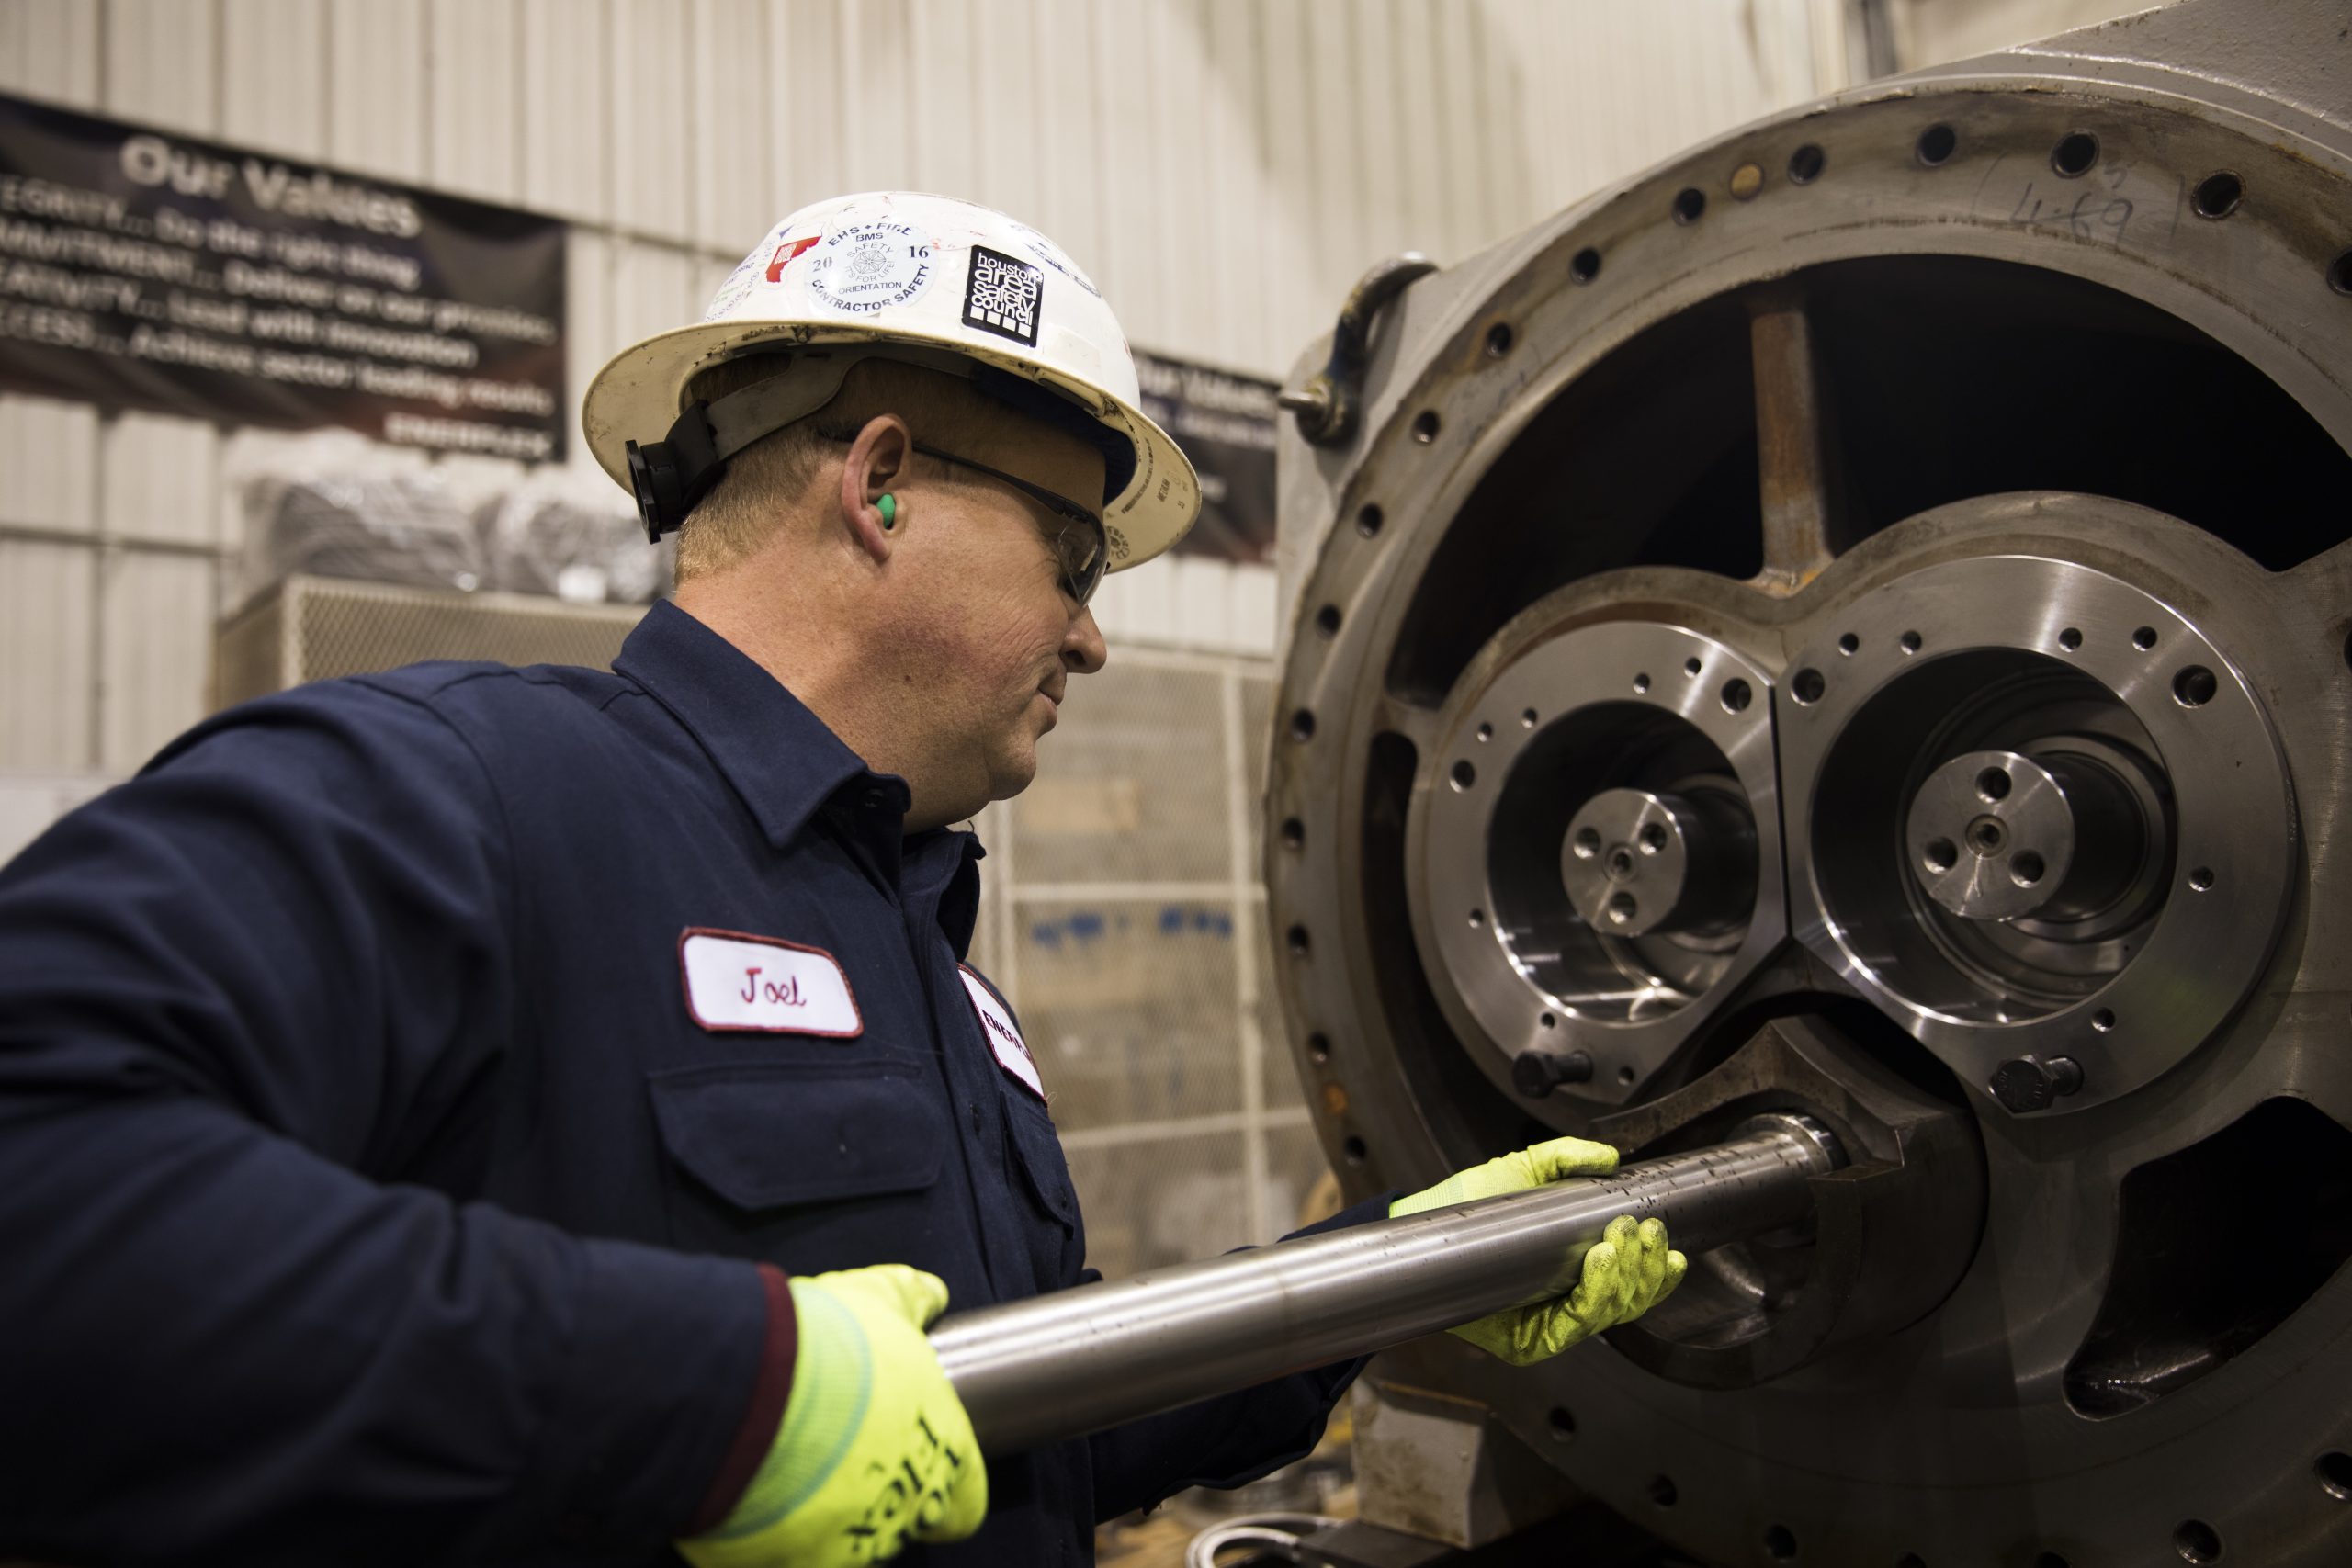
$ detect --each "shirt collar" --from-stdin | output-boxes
[614,600,911,851]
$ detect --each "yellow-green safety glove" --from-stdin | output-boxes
[678,1265,987,1568]
[1389,1136,1689,1366]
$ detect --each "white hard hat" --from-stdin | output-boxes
[581,191,1198,571]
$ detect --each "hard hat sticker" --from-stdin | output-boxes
[963,244,1045,347]
[763,233,820,283]
[807,220,935,316]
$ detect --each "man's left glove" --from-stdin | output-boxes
[1390,1136,1688,1366]
[678,1264,987,1568]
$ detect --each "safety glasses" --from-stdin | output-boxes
[908,441,1108,607]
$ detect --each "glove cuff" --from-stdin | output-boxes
[695,1278,869,1542]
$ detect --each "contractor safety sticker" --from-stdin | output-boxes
[678,928,863,1037]
[806,220,935,316]
[960,966,1045,1099]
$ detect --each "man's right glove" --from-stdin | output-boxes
[678,1264,987,1568]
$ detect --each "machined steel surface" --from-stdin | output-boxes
[1263,1,2352,1562]
[930,1119,1836,1455]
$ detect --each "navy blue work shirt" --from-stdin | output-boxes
[0,600,1367,1567]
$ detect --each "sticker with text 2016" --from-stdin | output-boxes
[678,928,862,1037]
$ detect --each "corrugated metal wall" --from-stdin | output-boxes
[0,0,1835,840]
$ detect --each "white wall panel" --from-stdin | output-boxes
[690,0,773,254]
[608,0,692,237]
[102,414,220,547]
[0,541,95,769]
[521,0,608,224]
[220,0,325,156]
[609,238,701,359]
[0,0,101,107]
[103,0,219,130]
[328,0,426,182]
[839,0,916,194]
[1030,0,1102,311]
[429,0,521,204]
[0,773,112,866]
[767,0,842,213]
[0,395,98,532]
[99,551,214,772]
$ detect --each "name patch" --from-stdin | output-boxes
[679,928,862,1037]
[959,967,1044,1100]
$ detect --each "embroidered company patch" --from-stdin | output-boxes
[678,928,862,1037]
[962,244,1043,346]
[959,967,1044,1100]
[806,220,935,316]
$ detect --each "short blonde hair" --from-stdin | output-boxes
[673,355,1023,584]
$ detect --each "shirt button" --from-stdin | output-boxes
[864,789,885,810]
[970,1103,984,1134]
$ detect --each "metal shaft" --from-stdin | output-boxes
[931,1114,1840,1454]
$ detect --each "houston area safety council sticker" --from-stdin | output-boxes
[806,220,935,317]
[678,928,862,1037]
[960,966,1045,1100]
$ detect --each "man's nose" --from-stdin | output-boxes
[1063,604,1107,674]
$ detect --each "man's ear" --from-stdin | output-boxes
[839,414,911,564]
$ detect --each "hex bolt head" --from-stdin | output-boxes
[1989,1054,2086,1113]
[1513,1049,1596,1099]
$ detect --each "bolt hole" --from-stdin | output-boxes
[1789,143,1826,184]
[2059,626,2083,651]
[1287,925,1310,956]
[1763,1524,1799,1562]
[1540,1011,1556,1029]
[1605,892,1637,925]
[2093,1008,2116,1032]
[1355,503,1385,538]
[2332,250,2352,296]
[1570,246,1601,284]
[1468,908,1485,928]
[2174,665,2217,706]
[1476,722,1492,742]
[1451,760,1476,791]
[1411,410,1441,443]
[1683,656,1702,677]
[1647,1474,1678,1507]
[1897,1557,1928,1568]
[1308,1032,1330,1064]
[2173,1519,2222,1564]
[1977,766,2012,802]
[2317,1450,2352,1501]
[1618,1065,1636,1085]
[2193,171,2243,219]
[1546,1406,1575,1440]
[1343,1135,1367,1165]
[1917,123,1957,166]
[2133,626,2158,651]
[1290,709,1316,741]
[1720,678,1753,713]
[1900,630,1922,654]
[1672,186,1706,224]
[1923,838,1958,874]
[1967,818,2006,855]
[1633,671,1651,693]
[1838,632,1859,656]
[1485,321,1514,357]
[2188,866,2214,892]
[1639,822,1668,853]
[1314,604,1341,637]
[1521,707,1539,728]
[1281,818,1305,851]
[2011,850,2046,887]
[2052,130,2100,177]
[2036,1556,2072,1568]
[1730,162,1763,200]
[1792,668,1826,705]
[1608,849,1635,877]
[1573,828,1602,859]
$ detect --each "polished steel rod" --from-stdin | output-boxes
[932,1115,1839,1454]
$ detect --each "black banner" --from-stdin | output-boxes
[0,94,566,461]
[1134,350,1276,565]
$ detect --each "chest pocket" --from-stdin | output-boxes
[1002,1096,1084,1289]
[648,1059,945,1259]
